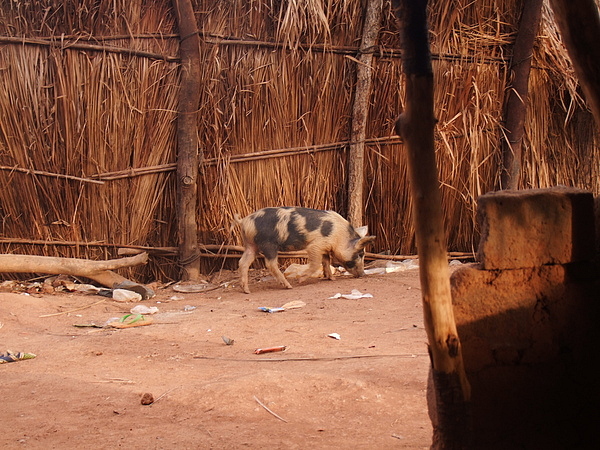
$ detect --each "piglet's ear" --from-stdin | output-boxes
[355,225,369,238]
[356,235,376,250]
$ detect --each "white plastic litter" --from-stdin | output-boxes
[104,317,121,326]
[284,263,336,279]
[283,263,307,279]
[112,289,143,302]
[328,333,341,340]
[329,289,373,300]
[130,305,159,315]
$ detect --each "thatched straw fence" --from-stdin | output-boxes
[1,0,598,282]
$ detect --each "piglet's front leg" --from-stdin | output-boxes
[298,247,329,284]
[321,253,335,280]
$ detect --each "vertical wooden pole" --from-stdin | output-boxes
[174,0,201,281]
[348,0,383,227]
[500,0,543,190]
[549,0,600,126]
[391,1,471,448]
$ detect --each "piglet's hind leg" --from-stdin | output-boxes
[264,257,293,289]
[238,247,257,294]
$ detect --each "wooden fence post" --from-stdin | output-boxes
[500,0,543,190]
[348,0,383,227]
[391,1,471,448]
[174,0,201,281]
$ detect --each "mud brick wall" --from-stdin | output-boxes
[476,187,595,269]
[450,187,600,449]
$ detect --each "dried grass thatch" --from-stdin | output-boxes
[1,0,598,281]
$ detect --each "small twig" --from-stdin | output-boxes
[0,165,105,184]
[153,386,181,404]
[39,299,107,318]
[253,396,288,423]
[93,378,135,384]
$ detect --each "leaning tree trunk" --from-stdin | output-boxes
[0,253,148,290]
[174,0,202,281]
[391,1,471,448]
[500,0,544,190]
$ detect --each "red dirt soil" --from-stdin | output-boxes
[1,267,433,449]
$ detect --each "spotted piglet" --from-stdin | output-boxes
[237,207,376,294]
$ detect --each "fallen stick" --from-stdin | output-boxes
[194,353,427,362]
[0,252,149,289]
[253,396,288,423]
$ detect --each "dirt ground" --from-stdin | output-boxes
[1,264,434,449]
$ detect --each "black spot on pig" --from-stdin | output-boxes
[320,220,333,237]
[251,209,282,259]
[283,214,307,250]
[344,258,357,269]
[296,208,327,232]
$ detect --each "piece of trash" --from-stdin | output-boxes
[254,345,287,354]
[0,350,36,364]
[280,300,306,310]
[258,306,285,313]
[112,289,142,302]
[283,263,337,280]
[172,283,218,293]
[74,284,102,294]
[400,259,419,270]
[183,305,197,311]
[364,259,420,275]
[283,263,306,279]
[259,301,306,313]
[328,333,341,340]
[114,280,155,300]
[104,317,121,326]
[222,336,234,346]
[329,289,373,300]
[130,305,159,315]
[107,314,153,329]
